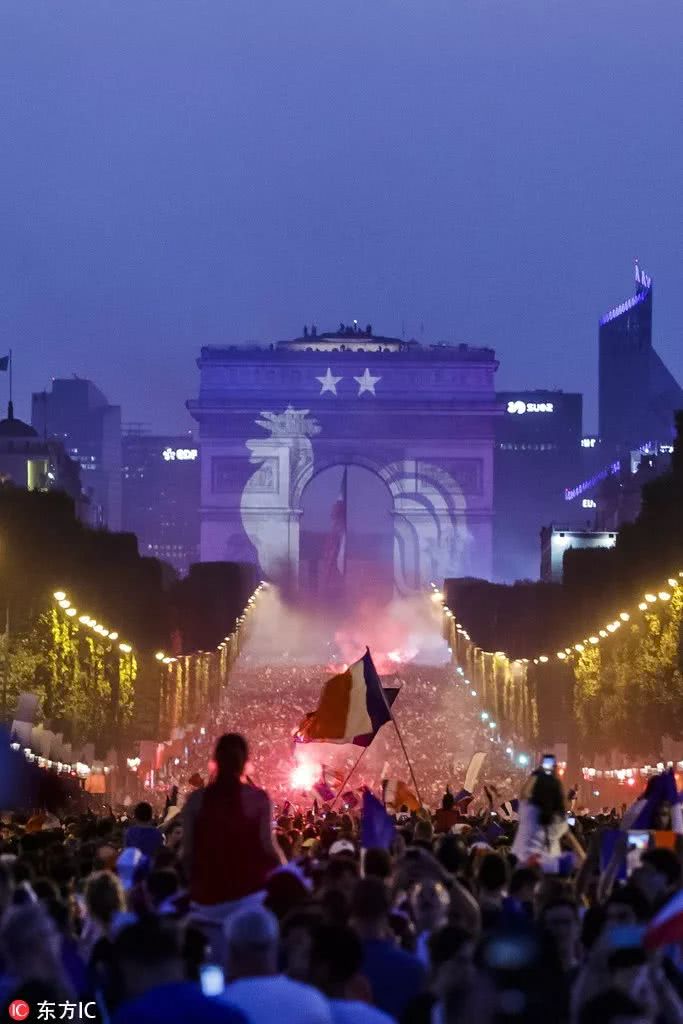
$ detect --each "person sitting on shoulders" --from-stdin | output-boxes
[182,733,285,918]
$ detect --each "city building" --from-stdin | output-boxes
[494,390,583,582]
[540,525,617,583]
[122,432,200,575]
[599,261,683,453]
[188,323,500,596]
[562,440,673,532]
[0,401,87,513]
[32,378,122,530]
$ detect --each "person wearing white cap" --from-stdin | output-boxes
[329,839,356,858]
[218,905,332,1023]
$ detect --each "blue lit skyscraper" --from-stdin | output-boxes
[599,262,683,452]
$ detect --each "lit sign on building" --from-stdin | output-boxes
[581,437,597,448]
[582,498,597,509]
[162,447,198,462]
[599,288,649,327]
[565,460,620,501]
[506,400,554,415]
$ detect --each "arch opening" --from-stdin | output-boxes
[299,463,394,605]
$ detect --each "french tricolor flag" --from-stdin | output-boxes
[295,649,392,747]
[646,890,683,949]
[622,770,683,834]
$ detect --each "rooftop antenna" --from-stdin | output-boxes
[7,349,13,420]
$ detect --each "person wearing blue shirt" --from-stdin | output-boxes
[350,878,426,1020]
[111,918,245,1024]
[310,921,394,1024]
[124,802,165,860]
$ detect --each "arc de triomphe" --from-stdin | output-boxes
[188,327,500,592]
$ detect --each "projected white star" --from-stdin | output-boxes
[354,367,381,396]
[316,368,342,395]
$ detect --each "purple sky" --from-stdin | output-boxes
[1,0,682,433]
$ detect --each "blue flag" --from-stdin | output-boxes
[627,769,682,831]
[361,790,395,850]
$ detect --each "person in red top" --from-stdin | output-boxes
[434,790,460,834]
[182,733,284,945]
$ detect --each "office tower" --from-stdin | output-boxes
[122,432,200,574]
[599,262,683,452]
[495,390,583,581]
[32,377,121,530]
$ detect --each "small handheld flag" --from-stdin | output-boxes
[313,779,336,803]
[646,890,683,948]
[383,778,420,813]
[361,790,395,850]
[623,770,683,834]
[464,752,487,794]
[451,788,474,813]
[499,799,519,820]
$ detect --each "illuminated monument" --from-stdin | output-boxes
[188,325,499,595]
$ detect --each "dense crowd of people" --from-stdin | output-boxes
[201,660,522,806]
[2,730,683,1023]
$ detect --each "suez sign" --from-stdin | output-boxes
[506,400,554,415]
[162,447,198,462]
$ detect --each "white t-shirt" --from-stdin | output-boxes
[329,999,395,1024]
[218,975,332,1024]
[511,800,568,863]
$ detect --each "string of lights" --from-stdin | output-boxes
[435,569,683,667]
[16,581,269,778]
[547,571,683,666]
[434,568,683,782]
[581,762,683,786]
[52,590,129,652]
[430,585,533,771]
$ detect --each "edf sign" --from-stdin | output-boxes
[162,447,198,461]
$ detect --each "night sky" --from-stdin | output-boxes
[1,0,681,433]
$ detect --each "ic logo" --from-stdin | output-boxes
[9,1002,30,1021]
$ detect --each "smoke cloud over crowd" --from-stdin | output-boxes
[221,587,514,807]
[241,586,450,673]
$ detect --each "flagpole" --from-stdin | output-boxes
[367,651,424,809]
[390,714,424,809]
[342,466,347,578]
[329,745,369,809]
